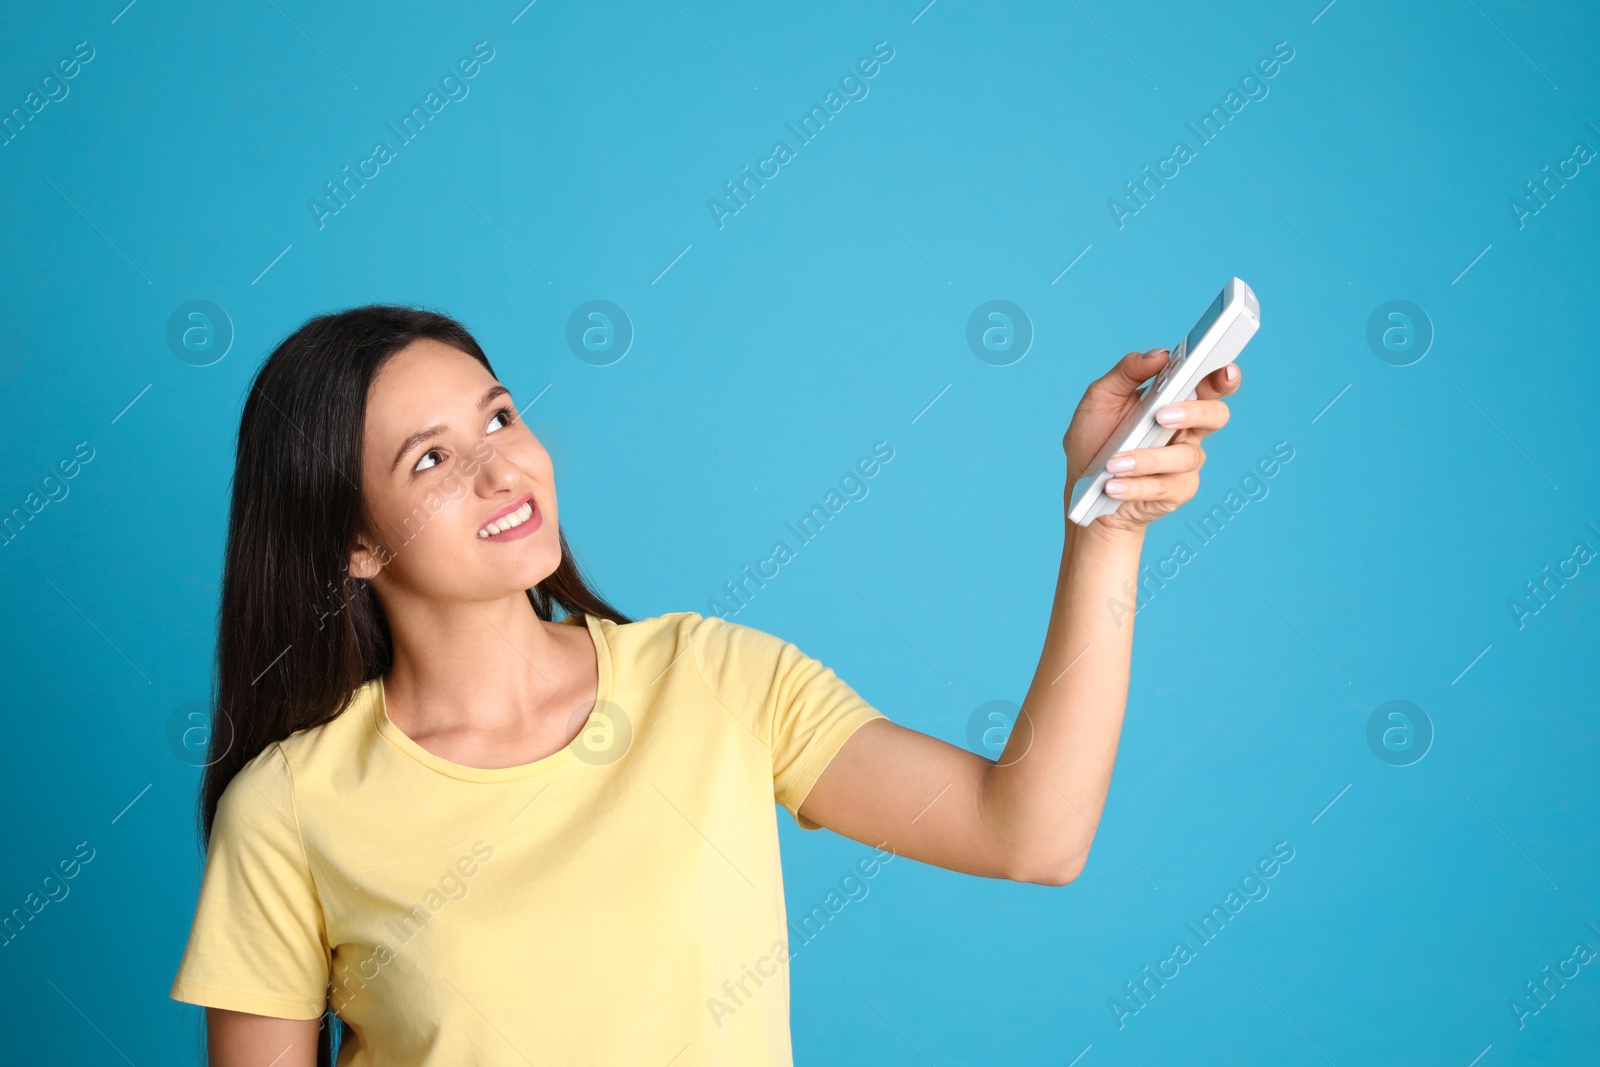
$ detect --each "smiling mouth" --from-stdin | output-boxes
[478,498,537,538]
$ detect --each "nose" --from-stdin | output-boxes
[467,434,523,489]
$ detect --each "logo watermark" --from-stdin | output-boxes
[966,300,1033,366]
[167,300,234,366]
[966,699,1033,767]
[167,699,236,768]
[1365,300,1432,366]
[565,300,633,366]
[1365,700,1433,767]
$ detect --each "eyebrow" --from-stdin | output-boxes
[390,384,511,473]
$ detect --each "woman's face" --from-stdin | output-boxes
[351,338,560,600]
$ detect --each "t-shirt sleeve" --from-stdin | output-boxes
[690,613,887,830]
[169,742,330,1019]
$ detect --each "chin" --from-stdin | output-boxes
[510,533,563,588]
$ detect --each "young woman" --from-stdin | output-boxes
[169,304,1239,1065]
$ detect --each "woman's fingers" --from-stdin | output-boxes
[1193,362,1242,402]
[1088,348,1171,405]
[1104,470,1198,502]
[1065,348,1176,476]
[1090,357,1243,527]
[1152,396,1231,434]
[1104,440,1205,477]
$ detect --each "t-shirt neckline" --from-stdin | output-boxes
[372,611,614,783]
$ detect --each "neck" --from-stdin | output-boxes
[381,591,574,735]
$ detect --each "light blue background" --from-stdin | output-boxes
[2,1,1596,1063]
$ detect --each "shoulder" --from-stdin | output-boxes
[219,741,292,807]
[609,610,789,665]
[271,677,379,770]
[677,611,821,711]
[209,741,304,852]
[592,607,739,675]
[587,609,701,642]
[593,610,793,695]
[219,681,376,827]
[682,611,791,666]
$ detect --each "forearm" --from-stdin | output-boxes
[980,503,1146,882]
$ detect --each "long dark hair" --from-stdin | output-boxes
[196,305,629,1065]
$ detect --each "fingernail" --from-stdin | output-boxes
[1144,348,1168,360]
[1226,363,1239,381]
[1106,455,1135,473]
[1105,479,1127,496]
[1155,405,1184,425]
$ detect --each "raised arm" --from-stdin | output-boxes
[799,347,1240,884]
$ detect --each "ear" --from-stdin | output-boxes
[348,534,388,581]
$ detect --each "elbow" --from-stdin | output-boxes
[1007,845,1087,887]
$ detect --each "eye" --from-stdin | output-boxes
[410,405,515,476]
[487,405,517,433]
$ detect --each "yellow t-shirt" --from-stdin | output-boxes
[169,610,887,1065]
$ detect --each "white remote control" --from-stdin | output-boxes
[1068,277,1260,527]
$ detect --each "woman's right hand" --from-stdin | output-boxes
[1060,346,1240,535]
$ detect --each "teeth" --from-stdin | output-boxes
[479,501,533,538]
